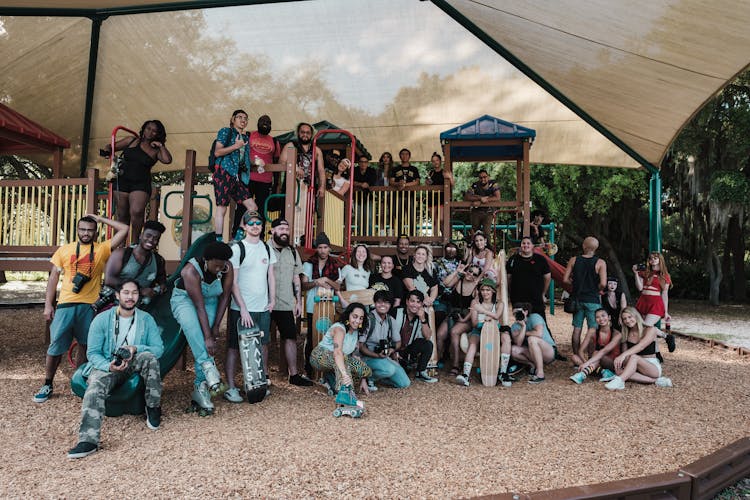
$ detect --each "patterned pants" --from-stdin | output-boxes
[310,345,371,390]
[78,352,161,445]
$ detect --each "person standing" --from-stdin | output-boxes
[67,280,164,458]
[506,236,551,322]
[33,213,129,403]
[352,155,377,236]
[268,218,313,386]
[464,170,500,235]
[224,210,276,403]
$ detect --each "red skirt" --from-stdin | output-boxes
[635,294,665,318]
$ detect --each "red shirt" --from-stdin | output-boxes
[248,131,280,184]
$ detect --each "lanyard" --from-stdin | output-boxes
[74,242,95,275]
[114,309,136,347]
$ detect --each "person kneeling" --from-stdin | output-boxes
[505,302,556,384]
[68,280,164,459]
[358,291,410,390]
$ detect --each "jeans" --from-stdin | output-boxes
[363,356,411,388]
[171,288,218,387]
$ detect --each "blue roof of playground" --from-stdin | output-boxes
[440,115,535,161]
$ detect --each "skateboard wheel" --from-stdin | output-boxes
[313,296,321,303]
[332,296,340,302]
[333,408,342,417]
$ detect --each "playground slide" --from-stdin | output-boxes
[71,233,217,417]
[533,248,572,294]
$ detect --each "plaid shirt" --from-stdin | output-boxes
[307,254,341,281]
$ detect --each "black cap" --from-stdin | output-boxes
[271,218,289,228]
[314,232,331,247]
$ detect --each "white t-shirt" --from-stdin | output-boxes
[230,240,277,312]
[339,264,370,291]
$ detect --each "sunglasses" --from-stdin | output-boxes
[244,220,263,226]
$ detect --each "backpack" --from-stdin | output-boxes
[121,245,166,284]
[233,239,271,266]
[208,128,235,173]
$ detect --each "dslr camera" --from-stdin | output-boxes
[71,272,91,294]
[91,286,116,312]
[513,309,526,321]
[636,263,647,271]
[112,346,133,367]
[374,339,394,355]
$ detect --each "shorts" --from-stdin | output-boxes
[227,309,271,348]
[572,301,600,329]
[635,294,665,318]
[469,324,483,337]
[47,303,95,356]
[271,310,298,340]
[643,356,662,377]
[115,178,152,195]
[213,166,252,207]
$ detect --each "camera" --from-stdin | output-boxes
[91,286,116,312]
[71,272,92,294]
[636,263,646,271]
[375,339,394,355]
[514,309,526,321]
[112,347,133,367]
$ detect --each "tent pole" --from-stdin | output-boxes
[649,170,662,253]
[79,15,106,177]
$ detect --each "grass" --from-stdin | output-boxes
[714,477,749,499]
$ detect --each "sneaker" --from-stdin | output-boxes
[655,377,673,388]
[600,369,617,382]
[528,366,536,376]
[33,384,52,403]
[528,375,545,384]
[499,372,514,387]
[508,364,525,376]
[416,371,438,383]
[367,380,378,392]
[569,372,586,385]
[455,373,470,387]
[145,405,161,430]
[223,387,243,403]
[67,441,98,459]
[289,374,314,387]
[605,376,625,390]
[666,334,676,353]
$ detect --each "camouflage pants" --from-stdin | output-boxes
[78,351,161,445]
[309,345,371,390]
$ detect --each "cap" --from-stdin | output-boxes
[271,218,289,228]
[242,210,264,223]
[479,278,497,290]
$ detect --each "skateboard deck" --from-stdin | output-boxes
[497,250,510,326]
[338,288,375,306]
[237,320,268,404]
[426,306,438,376]
[479,320,501,387]
[312,288,337,379]
[294,180,309,247]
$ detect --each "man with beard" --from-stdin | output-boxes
[101,220,167,310]
[279,122,325,199]
[233,114,281,238]
[33,213,129,403]
[390,234,412,279]
[268,218,313,386]
[67,280,164,458]
[506,236,551,323]
[464,169,500,235]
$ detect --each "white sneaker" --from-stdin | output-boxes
[415,371,438,383]
[655,377,673,388]
[367,380,378,392]
[605,376,625,391]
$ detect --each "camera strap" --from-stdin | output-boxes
[114,309,136,347]
[74,242,95,276]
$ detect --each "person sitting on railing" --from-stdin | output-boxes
[330,158,351,196]
[338,244,373,308]
[100,120,172,245]
[464,169,500,236]
[463,231,496,280]
[376,151,394,186]
[390,148,420,187]
[369,255,404,308]
[529,210,547,244]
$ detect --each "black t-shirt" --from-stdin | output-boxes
[391,254,412,278]
[391,165,420,184]
[369,273,405,302]
[353,167,378,189]
[427,169,445,185]
[402,264,439,297]
[506,252,550,306]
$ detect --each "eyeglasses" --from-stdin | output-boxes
[244,220,263,226]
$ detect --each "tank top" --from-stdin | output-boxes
[449,279,474,310]
[572,255,601,304]
[120,140,157,184]
[595,326,621,357]
[626,340,656,356]
[175,258,224,300]
[333,176,346,191]
[477,303,496,324]
[602,291,624,329]
[318,322,359,355]
[295,141,314,184]
[119,246,158,288]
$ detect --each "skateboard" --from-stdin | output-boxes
[338,288,375,307]
[237,320,268,404]
[425,306,438,377]
[312,288,338,379]
[497,249,510,326]
[479,320,501,387]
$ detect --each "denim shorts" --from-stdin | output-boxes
[47,303,94,356]
[572,301,600,329]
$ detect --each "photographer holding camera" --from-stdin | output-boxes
[68,280,164,459]
[33,213,129,404]
[357,290,410,390]
[503,302,557,384]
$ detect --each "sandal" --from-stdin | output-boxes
[449,366,460,377]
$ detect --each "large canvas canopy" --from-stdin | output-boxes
[1,0,749,176]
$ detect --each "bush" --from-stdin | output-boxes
[668,260,709,300]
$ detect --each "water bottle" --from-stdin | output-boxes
[254,156,265,174]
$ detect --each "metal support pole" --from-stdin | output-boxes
[548,222,556,315]
[79,15,106,176]
[649,170,662,253]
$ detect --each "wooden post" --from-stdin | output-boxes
[522,140,531,237]
[85,168,98,215]
[180,150,196,259]
[442,142,452,243]
[284,145,297,233]
[52,148,63,179]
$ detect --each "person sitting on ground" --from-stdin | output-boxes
[604,307,673,390]
[330,157,351,196]
[463,231,496,279]
[505,302,557,384]
[338,244,373,308]
[633,251,675,354]
[443,263,482,376]
[369,255,404,308]
[309,303,372,396]
[464,169,500,235]
[170,242,233,415]
[569,308,621,384]
[602,276,627,332]
[358,290,410,390]
[67,280,164,459]
[100,119,172,245]
[392,289,438,383]
[102,220,167,311]
[455,279,501,387]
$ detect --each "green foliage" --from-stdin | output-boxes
[667,260,710,300]
[0,155,52,180]
[709,170,749,204]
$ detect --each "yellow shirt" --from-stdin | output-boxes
[51,240,112,305]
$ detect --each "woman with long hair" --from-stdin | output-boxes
[604,307,673,390]
[464,231,496,279]
[569,308,621,384]
[455,279,500,386]
[376,151,394,186]
[442,263,482,376]
[338,244,373,308]
[633,251,675,352]
[331,158,351,196]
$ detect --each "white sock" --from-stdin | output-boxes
[462,362,472,376]
[500,354,510,373]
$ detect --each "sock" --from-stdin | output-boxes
[215,232,223,242]
[462,362,472,376]
[582,366,593,377]
[44,378,53,387]
[500,354,510,374]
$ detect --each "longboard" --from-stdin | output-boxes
[479,320,501,387]
[237,320,268,404]
[425,306,438,376]
[312,287,337,380]
[338,288,375,307]
[497,250,510,326]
